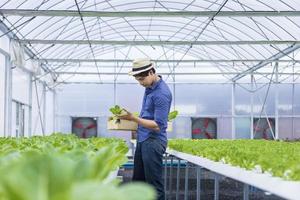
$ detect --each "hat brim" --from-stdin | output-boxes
[128,65,154,76]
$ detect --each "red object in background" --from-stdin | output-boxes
[253,118,275,140]
[72,117,97,138]
[192,118,216,139]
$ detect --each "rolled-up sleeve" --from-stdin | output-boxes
[153,95,170,132]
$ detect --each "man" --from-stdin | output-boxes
[119,58,172,200]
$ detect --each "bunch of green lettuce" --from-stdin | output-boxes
[109,105,128,116]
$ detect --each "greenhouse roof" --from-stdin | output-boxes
[0,0,300,84]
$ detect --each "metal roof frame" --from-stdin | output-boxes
[37,58,300,63]
[20,39,300,46]
[232,44,300,81]
[1,0,300,84]
[1,9,300,17]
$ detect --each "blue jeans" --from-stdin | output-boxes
[133,137,166,200]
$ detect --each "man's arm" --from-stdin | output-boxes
[118,112,160,131]
[132,116,160,132]
[119,93,170,132]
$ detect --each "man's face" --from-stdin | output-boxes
[135,72,153,88]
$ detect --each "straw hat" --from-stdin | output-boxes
[129,58,154,76]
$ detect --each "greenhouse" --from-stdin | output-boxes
[0,0,300,200]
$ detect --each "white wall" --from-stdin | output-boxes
[0,54,5,136]
[0,29,54,137]
[55,83,143,142]
[55,82,300,140]
[11,67,30,137]
[45,90,54,135]
[174,84,232,116]
[55,83,233,139]
[12,67,30,104]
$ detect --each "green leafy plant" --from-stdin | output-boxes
[109,105,128,116]
[108,106,139,123]
[169,139,300,181]
[168,110,178,121]
[0,134,155,200]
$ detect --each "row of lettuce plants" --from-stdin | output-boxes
[0,133,155,200]
[169,139,300,181]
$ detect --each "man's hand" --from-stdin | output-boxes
[117,109,160,132]
[117,109,136,121]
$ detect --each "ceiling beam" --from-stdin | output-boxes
[38,58,300,63]
[56,71,300,76]
[1,9,300,17]
[20,39,300,45]
[232,44,300,81]
[54,81,300,85]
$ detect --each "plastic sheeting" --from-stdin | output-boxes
[45,90,54,134]
[12,67,30,104]
[1,1,300,84]
[55,82,300,139]
[9,40,25,68]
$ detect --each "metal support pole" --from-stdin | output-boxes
[231,82,236,139]
[243,184,249,200]
[275,62,279,139]
[176,159,181,200]
[169,156,174,195]
[43,83,46,135]
[53,90,56,133]
[4,56,12,137]
[53,89,57,132]
[251,74,254,139]
[4,55,8,137]
[113,47,117,105]
[292,59,295,139]
[196,166,202,200]
[28,74,32,137]
[214,174,219,200]
[184,162,189,200]
[292,82,295,139]
[164,154,168,200]
[173,62,176,111]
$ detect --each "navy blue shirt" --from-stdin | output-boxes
[137,76,172,144]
